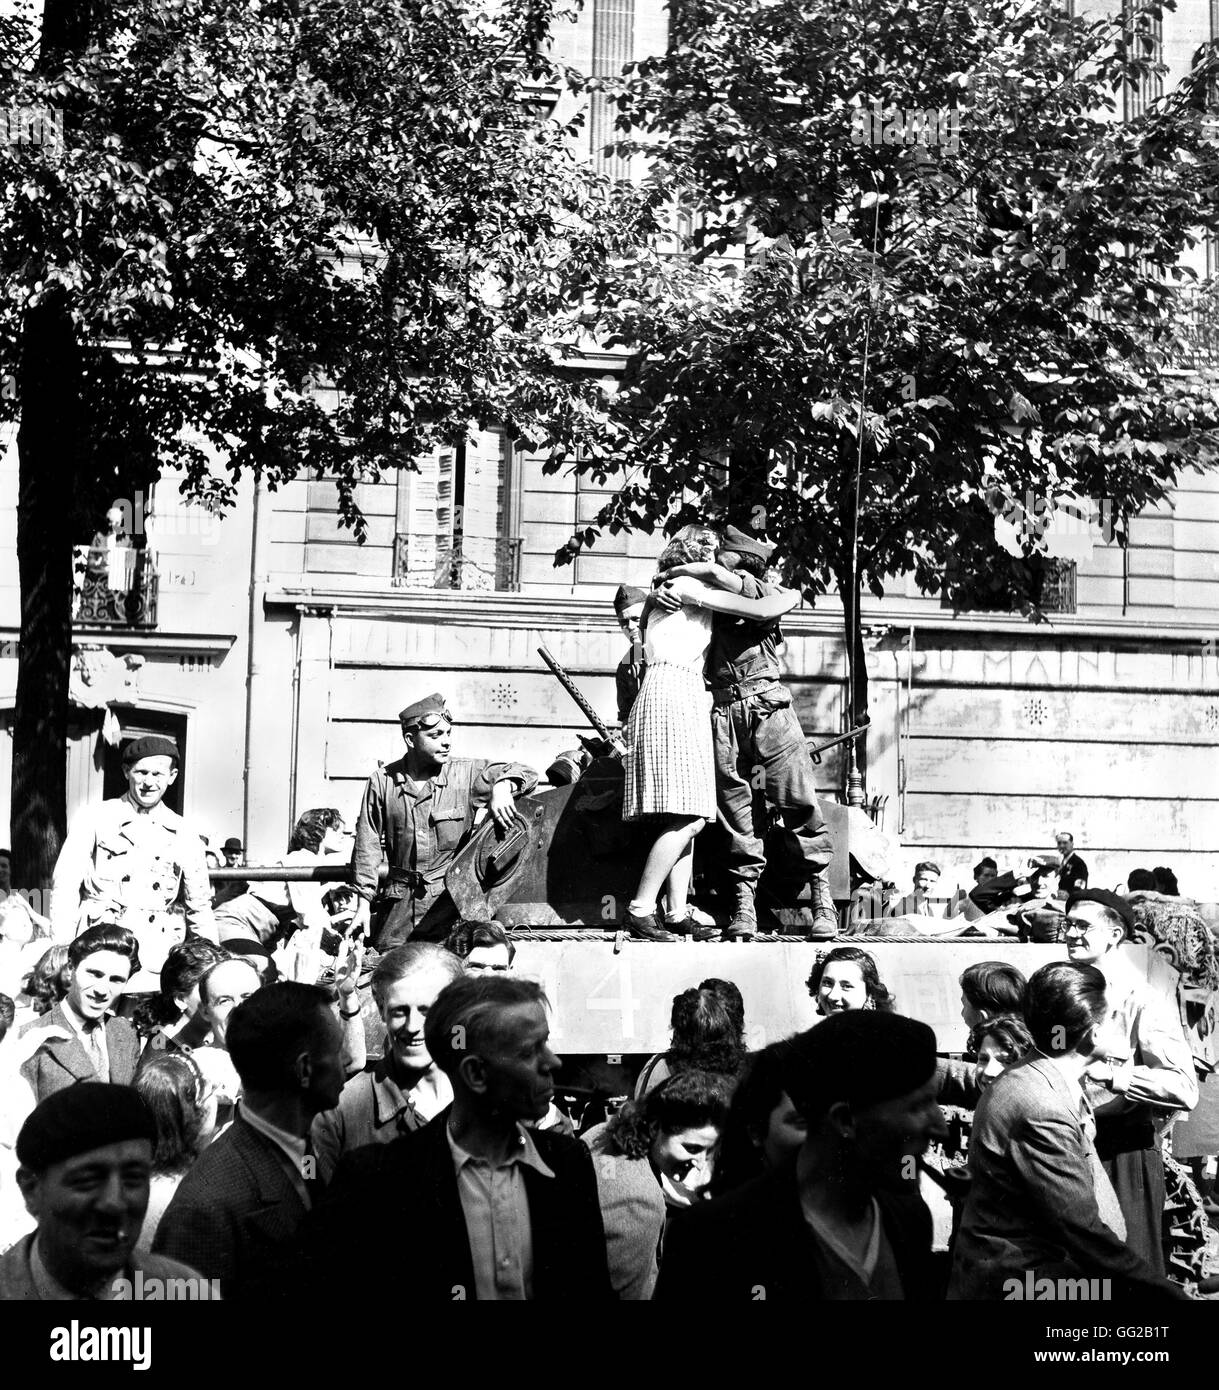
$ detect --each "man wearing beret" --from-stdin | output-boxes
[655,1012,947,1301]
[351,694,538,949]
[613,583,649,726]
[1063,888,1198,1276]
[656,525,835,940]
[49,735,215,958]
[0,1083,207,1299]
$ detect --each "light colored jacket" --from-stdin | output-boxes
[582,1121,665,1301]
[50,794,214,946]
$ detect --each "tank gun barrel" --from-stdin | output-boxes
[537,644,627,756]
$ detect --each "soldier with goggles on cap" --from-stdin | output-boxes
[350,694,538,949]
[49,735,216,962]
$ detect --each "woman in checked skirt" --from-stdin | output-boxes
[622,527,799,940]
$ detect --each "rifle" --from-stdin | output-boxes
[537,644,627,757]
[807,718,871,765]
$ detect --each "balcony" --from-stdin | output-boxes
[73,546,159,627]
[392,534,523,592]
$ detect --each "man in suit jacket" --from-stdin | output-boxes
[313,974,613,1302]
[949,962,1187,1302]
[3,1082,206,1299]
[656,1011,947,1302]
[153,982,345,1301]
[19,924,141,1106]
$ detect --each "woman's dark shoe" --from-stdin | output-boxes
[666,911,717,942]
[624,910,677,942]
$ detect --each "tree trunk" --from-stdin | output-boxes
[834,551,869,796]
[8,0,102,893]
[13,298,81,891]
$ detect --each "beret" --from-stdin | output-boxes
[399,693,451,728]
[121,735,180,766]
[721,524,776,563]
[612,584,649,616]
[17,1083,157,1172]
[780,1012,938,1121]
[1066,888,1134,933]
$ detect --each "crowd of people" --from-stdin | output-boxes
[0,522,1212,1304]
[0,874,1211,1302]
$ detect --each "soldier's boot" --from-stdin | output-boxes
[808,868,839,941]
[724,883,758,941]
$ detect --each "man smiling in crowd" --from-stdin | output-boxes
[19,924,141,1104]
[314,975,612,1301]
[1,1083,204,1299]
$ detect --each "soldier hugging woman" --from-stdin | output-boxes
[620,526,800,942]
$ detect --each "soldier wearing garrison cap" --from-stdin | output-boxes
[613,583,650,725]
[654,524,835,940]
[350,694,539,949]
[49,734,215,954]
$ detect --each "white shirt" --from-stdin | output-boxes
[446,1121,555,1301]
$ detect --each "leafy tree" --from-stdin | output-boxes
[545,0,1219,787]
[0,0,637,885]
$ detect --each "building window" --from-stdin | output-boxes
[589,0,634,180]
[73,494,159,628]
[941,556,1077,615]
[392,430,522,591]
[1122,0,1163,121]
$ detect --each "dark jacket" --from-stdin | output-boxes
[311,1106,614,1302]
[615,651,645,725]
[654,1166,937,1302]
[706,573,785,691]
[152,1114,309,1302]
[948,1055,1181,1301]
[18,1002,140,1103]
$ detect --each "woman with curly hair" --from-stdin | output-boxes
[634,980,748,1098]
[583,1070,732,1299]
[621,525,800,940]
[21,945,70,1016]
[806,945,895,1016]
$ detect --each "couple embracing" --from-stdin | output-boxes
[620,524,835,942]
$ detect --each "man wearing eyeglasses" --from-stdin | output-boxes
[350,694,538,949]
[1062,889,1198,1277]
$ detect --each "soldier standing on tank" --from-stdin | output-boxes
[350,694,538,949]
[655,526,835,941]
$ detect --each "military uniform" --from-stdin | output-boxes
[50,795,214,962]
[709,574,832,881]
[706,529,833,934]
[613,584,649,725]
[353,699,537,948]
